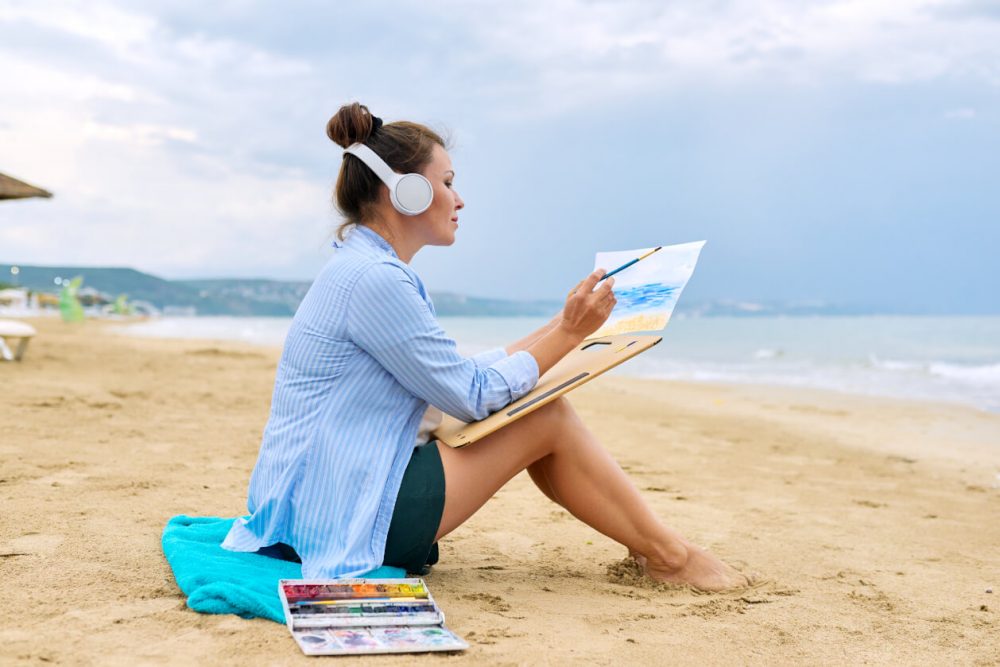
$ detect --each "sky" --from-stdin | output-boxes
[1,0,998,313]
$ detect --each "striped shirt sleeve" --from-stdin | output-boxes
[347,262,538,422]
[471,347,508,368]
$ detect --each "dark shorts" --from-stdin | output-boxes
[255,441,446,575]
[383,441,446,575]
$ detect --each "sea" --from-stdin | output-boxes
[112,315,1000,413]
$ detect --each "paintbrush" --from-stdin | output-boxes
[599,246,662,282]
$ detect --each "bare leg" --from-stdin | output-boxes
[528,455,639,560]
[435,397,747,591]
[527,457,651,566]
[526,458,560,505]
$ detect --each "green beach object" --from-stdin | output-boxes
[59,276,85,322]
[112,294,132,316]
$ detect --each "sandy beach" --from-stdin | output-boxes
[1,318,998,666]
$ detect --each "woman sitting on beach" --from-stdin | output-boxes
[222,102,747,591]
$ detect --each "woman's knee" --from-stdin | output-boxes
[545,395,575,417]
[520,396,577,440]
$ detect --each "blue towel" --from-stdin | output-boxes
[162,515,405,623]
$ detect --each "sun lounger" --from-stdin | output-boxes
[0,319,36,361]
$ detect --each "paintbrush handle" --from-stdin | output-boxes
[600,246,662,282]
[600,258,638,281]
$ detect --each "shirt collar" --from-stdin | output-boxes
[332,224,399,259]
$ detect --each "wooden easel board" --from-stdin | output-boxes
[433,333,662,447]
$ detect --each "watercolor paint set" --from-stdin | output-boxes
[278,578,468,656]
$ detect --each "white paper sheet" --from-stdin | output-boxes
[590,240,705,338]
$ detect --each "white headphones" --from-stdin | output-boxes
[344,143,434,216]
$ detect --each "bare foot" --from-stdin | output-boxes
[637,543,749,592]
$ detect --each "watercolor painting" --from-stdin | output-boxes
[589,241,705,338]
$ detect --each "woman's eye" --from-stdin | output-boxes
[445,181,453,189]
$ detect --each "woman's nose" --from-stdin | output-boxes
[454,191,464,210]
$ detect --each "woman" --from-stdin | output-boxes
[222,102,747,591]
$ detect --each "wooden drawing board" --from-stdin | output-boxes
[433,333,662,447]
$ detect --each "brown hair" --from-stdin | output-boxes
[326,102,446,240]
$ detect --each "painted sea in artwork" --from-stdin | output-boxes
[604,283,679,331]
[590,241,705,337]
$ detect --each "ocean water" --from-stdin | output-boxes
[113,315,1000,413]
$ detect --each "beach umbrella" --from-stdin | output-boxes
[0,172,53,200]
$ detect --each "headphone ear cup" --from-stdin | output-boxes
[392,173,433,215]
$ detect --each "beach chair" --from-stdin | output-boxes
[0,319,36,361]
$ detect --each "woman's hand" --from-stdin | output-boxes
[558,269,617,341]
[518,270,616,377]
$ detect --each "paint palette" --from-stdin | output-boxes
[278,578,468,655]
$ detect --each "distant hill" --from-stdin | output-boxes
[3,263,201,307]
[429,292,561,317]
[679,299,884,317]
[1,264,267,315]
[176,278,312,316]
[0,264,563,317]
[0,263,884,317]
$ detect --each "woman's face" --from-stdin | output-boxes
[413,144,464,246]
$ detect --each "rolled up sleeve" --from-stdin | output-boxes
[486,350,538,400]
[347,262,539,422]
[471,347,507,369]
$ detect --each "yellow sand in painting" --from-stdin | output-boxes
[592,312,669,338]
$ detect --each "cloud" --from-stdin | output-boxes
[929,0,1000,21]
[427,0,1000,113]
[1,0,999,286]
[944,107,977,119]
[0,1,331,277]
[83,121,198,146]
[0,1,155,57]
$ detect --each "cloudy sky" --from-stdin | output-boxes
[1,0,998,312]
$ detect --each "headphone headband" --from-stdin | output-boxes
[344,143,433,216]
[344,144,396,186]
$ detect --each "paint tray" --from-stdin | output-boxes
[278,578,468,656]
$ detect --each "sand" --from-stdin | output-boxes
[1,318,998,665]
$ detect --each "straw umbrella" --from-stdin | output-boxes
[0,170,50,359]
[0,172,53,200]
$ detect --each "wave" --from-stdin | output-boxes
[929,362,1000,384]
[626,355,1000,412]
[870,357,1000,385]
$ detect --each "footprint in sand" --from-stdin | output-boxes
[3,533,64,556]
[461,592,512,613]
[186,348,266,359]
[63,598,178,626]
[485,530,538,560]
[30,468,90,487]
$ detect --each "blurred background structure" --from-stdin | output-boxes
[0,172,52,201]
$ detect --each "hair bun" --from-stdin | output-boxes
[326,102,378,148]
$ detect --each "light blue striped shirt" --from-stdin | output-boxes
[221,225,539,578]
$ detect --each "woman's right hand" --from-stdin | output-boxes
[558,269,617,340]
